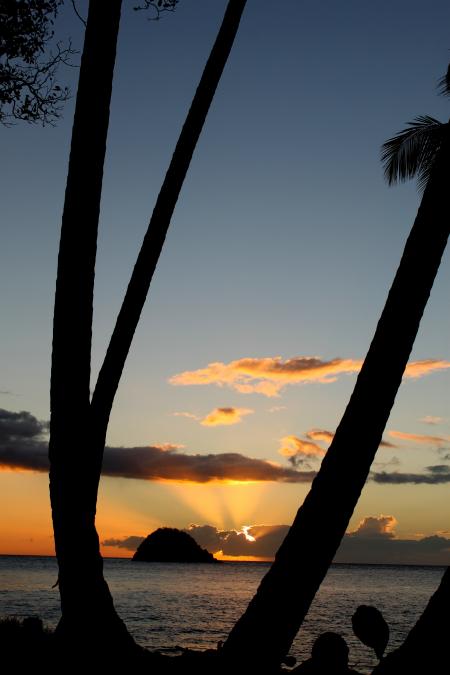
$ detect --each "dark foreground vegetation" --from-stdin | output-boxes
[0,606,389,674]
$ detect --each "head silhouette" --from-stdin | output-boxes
[311,631,349,670]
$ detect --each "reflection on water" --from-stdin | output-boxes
[0,556,445,674]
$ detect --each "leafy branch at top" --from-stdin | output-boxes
[0,0,75,125]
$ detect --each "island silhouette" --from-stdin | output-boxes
[132,527,218,563]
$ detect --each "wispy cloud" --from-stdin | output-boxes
[420,416,444,425]
[170,356,450,397]
[200,407,254,427]
[404,360,450,378]
[305,428,395,449]
[388,430,450,448]
[173,411,200,421]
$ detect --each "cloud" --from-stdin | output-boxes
[0,408,314,484]
[169,356,450,397]
[200,407,254,427]
[388,430,450,448]
[420,416,444,425]
[305,428,395,449]
[348,514,397,539]
[102,536,145,551]
[305,429,335,444]
[336,515,450,565]
[173,412,200,421]
[279,435,325,468]
[404,359,450,378]
[106,517,450,565]
[186,524,289,558]
[0,409,49,472]
[372,456,401,470]
[268,406,286,413]
[371,464,450,484]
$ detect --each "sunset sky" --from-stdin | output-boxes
[1,0,450,564]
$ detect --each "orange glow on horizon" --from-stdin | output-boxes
[214,551,272,562]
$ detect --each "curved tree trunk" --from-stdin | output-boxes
[372,567,450,673]
[222,140,450,671]
[89,0,247,473]
[48,0,131,653]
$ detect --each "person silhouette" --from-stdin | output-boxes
[292,631,361,674]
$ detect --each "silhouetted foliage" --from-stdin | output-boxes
[352,605,389,660]
[134,0,179,21]
[133,527,218,563]
[381,69,450,191]
[0,0,74,125]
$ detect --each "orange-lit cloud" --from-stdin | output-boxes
[170,356,450,397]
[404,360,450,378]
[302,428,395,450]
[388,430,450,448]
[348,514,397,538]
[305,429,334,443]
[200,407,254,427]
[279,435,325,468]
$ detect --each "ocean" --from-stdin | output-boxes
[0,556,445,673]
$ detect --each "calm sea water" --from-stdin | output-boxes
[0,556,445,673]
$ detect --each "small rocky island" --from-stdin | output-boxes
[132,527,218,563]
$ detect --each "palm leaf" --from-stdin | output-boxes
[381,115,445,190]
[437,64,450,97]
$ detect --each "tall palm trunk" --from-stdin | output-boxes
[372,566,450,673]
[89,0,247,482]
[48,0,128,648]
[222,138,450,671]
[50,0,247,652]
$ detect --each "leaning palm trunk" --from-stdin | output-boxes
[223,135,450,671]
[48,0,129,649]
[89,0,247,474]
[372,566,450,673]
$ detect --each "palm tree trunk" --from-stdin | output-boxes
[222,140,450,671]
[372,567,450,673]
[48,0,130,650]
[89,0,247,469]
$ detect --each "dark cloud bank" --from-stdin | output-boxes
[0,409,310,483]
[105,517,450,566]
[2,408,450,485]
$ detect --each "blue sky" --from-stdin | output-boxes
[1,0,450,560]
